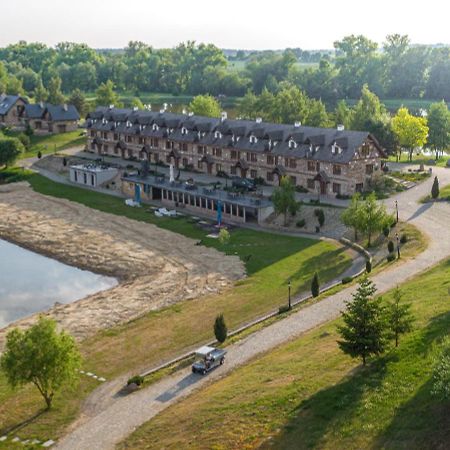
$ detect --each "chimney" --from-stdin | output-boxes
[255,117,262,124]
[294,121,301,128]
[63,104,68,111]
[337,124,345,132]
[221,111,228,121]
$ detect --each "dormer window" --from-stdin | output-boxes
[214,130,222,139]
[102,118,107,124]
[152,123,159,131]
[126,120,132,128]
[249,135,257,144]
[288,139,297,149]
[181,127,188,135]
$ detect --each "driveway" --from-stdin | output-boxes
[55,167,450,450]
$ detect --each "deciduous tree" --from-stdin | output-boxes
[272,176,299,226]
[386,287,414,347]
[0,137,24,167]
[189,94,221,118]
[427,101,450,160]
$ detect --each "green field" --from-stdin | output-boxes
[120,259,450,450]
[0,174,353,445]
[387,151,450,167]
[345,97,450,113]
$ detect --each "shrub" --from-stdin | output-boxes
[296,219,306,228]
[37,150,42,159]
[342,276,352,284]
[387,253,396,262]
[218,228,230,245]
[309,199,320,205]
[216,170,229,178]
[17,133,31,150]
[366,259,372,273]
[383,226,390,237]
[314,208,325,227]
[62,157,67,167]
[253,176,266,185]
[431,176,440,199]
[431,337,450,399]
[388,240,394,253]
[214,314,228,343]
[311,272,320,298]
[278,304,291,314]
[127,375,144,386]
[295,185,308,193]
[400,234,408,244]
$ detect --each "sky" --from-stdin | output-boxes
[2,0,450,50]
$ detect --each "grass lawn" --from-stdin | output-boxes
[119,259,450,450]
[389,170,431,183]
[23,131,86,159]
[387,152,450,167]
[0,175,353,444]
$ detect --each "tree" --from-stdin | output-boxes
[189,94,221,118]
[311,272,320,298]
[218,228,230,245]
[386,287,414,347]
[33,79,49,102]
[213,314,228,343]
[96,80,120,107]
[314,208,325,227]
[427,101,450,159]
[47,76,65,104]
[272,176,299,226]
[431,336,450,399]
[0,317,81,409]
[392,107,429,161]
[0,137,24,167]
[337,277,387,365]
[431,176,440,199]
[68,88,87,117]
[130,97,144,110]
[358,193,392,247]
[341,193,363,240]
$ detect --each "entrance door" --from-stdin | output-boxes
[207,163,212,175]
[320,181,327,195]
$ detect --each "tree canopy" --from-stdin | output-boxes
[271,176,299,226]
[0,137,25,167]
[189,94,221,117]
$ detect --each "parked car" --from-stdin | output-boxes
[192,346,226,375]
[231,177,256,191]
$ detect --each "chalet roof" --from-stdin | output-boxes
[86,106,385,164]
[0,94,27,116]
[24,102,79,121]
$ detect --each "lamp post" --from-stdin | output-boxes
[288,279,292,310]
[395,200,399,224]
[396,232,400,259]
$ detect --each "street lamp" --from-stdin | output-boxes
[395,200,399,224]
[396,232,401,259]
[288,279,292,310]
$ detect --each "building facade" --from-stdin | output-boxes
[0,94,27,127]
[23,102,80,134]
[86,107,385,196]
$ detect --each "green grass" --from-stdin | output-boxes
[0,174,352,444]
[421,183,450,203]
[119,259,450,450]
[387,152,450,167]
[0,167,33,184]
[345,98,450,113]
[389,170,431,183]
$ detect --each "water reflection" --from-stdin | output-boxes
[0,239,117,328]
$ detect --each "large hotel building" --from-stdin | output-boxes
[86,106,385,196]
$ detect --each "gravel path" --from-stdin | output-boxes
[56,167,450,450]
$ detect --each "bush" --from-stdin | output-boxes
[342,276,352,284]
[295,185,308,193]
[37,150,42,159]
[400,234,408,244]
[387,253,396,262]
[383,226,390,237]
[278,304,291,314]
[314,208,325,227]
[127,375,144,386]
[218,228,230,245]
[309,199,320,205]
[253,176,266,185]
[296,219,306,228]
[17,133,31,150]
[431,176,440,199]
[216,170,229,178]
[214,314,228,343]
[311,272,320,298]
[336,193,351,200]
[366,259,372,273]
[388,240,395,253]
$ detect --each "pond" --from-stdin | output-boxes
[0,239,118,328]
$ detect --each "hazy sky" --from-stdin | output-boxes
[2,0,449,49]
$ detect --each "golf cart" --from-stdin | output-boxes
[191,346,226,375]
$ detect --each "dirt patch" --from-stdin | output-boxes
[0,182,244,349]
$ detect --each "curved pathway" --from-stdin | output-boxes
[56,167,450,450]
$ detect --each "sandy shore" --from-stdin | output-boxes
[0,182,244,349]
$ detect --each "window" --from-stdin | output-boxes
[182,158,188,167]
[103,144,109,152]
[333,183,341,194]
[126,135,133,143]
[289,159,297,169]
[247,152,257,162]
[139,137,145,145]
[316,162,320,171]
[90,130,95,137]
[91,174,95,186]
[333,165,341,175]
[197,146,205,155]
[250,169,258,178]
[267,155,275,165]
[83,173,87,184]
[266,171,274,182]
[212,147,222,157]
[307,179,315,189]
[153,138,159,147]
[90,142,95,150]
[361,143,370,157]
[307,161,316,171]
[166,155,171,163]
[356,183,364,192]
[114,133,119,140]
[74,171,78,182]
[165,141,171,150]
[290,176,297,185]
[366,164,374,175]
[102,132,108,139]
[127,149,133,158]
[216,163,222,172]
[114,147,119,155]
[154,153,159,162]
[230,166,237,175]
[231,150,238,160]
[197,161,203,170]
[179,143,188,152]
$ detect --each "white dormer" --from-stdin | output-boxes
[126,120,132,128]
[250,135,258,144]
[288,139,297,149]
[214,130,222,139]
[152,123,159,131]
[102,118,107,124]
[294,121,301,128]
[255,117,262,124]
[331,142,337,154]
[181,127,188,135]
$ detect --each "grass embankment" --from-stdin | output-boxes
[0,175,352,444]
[120,259,450,450]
